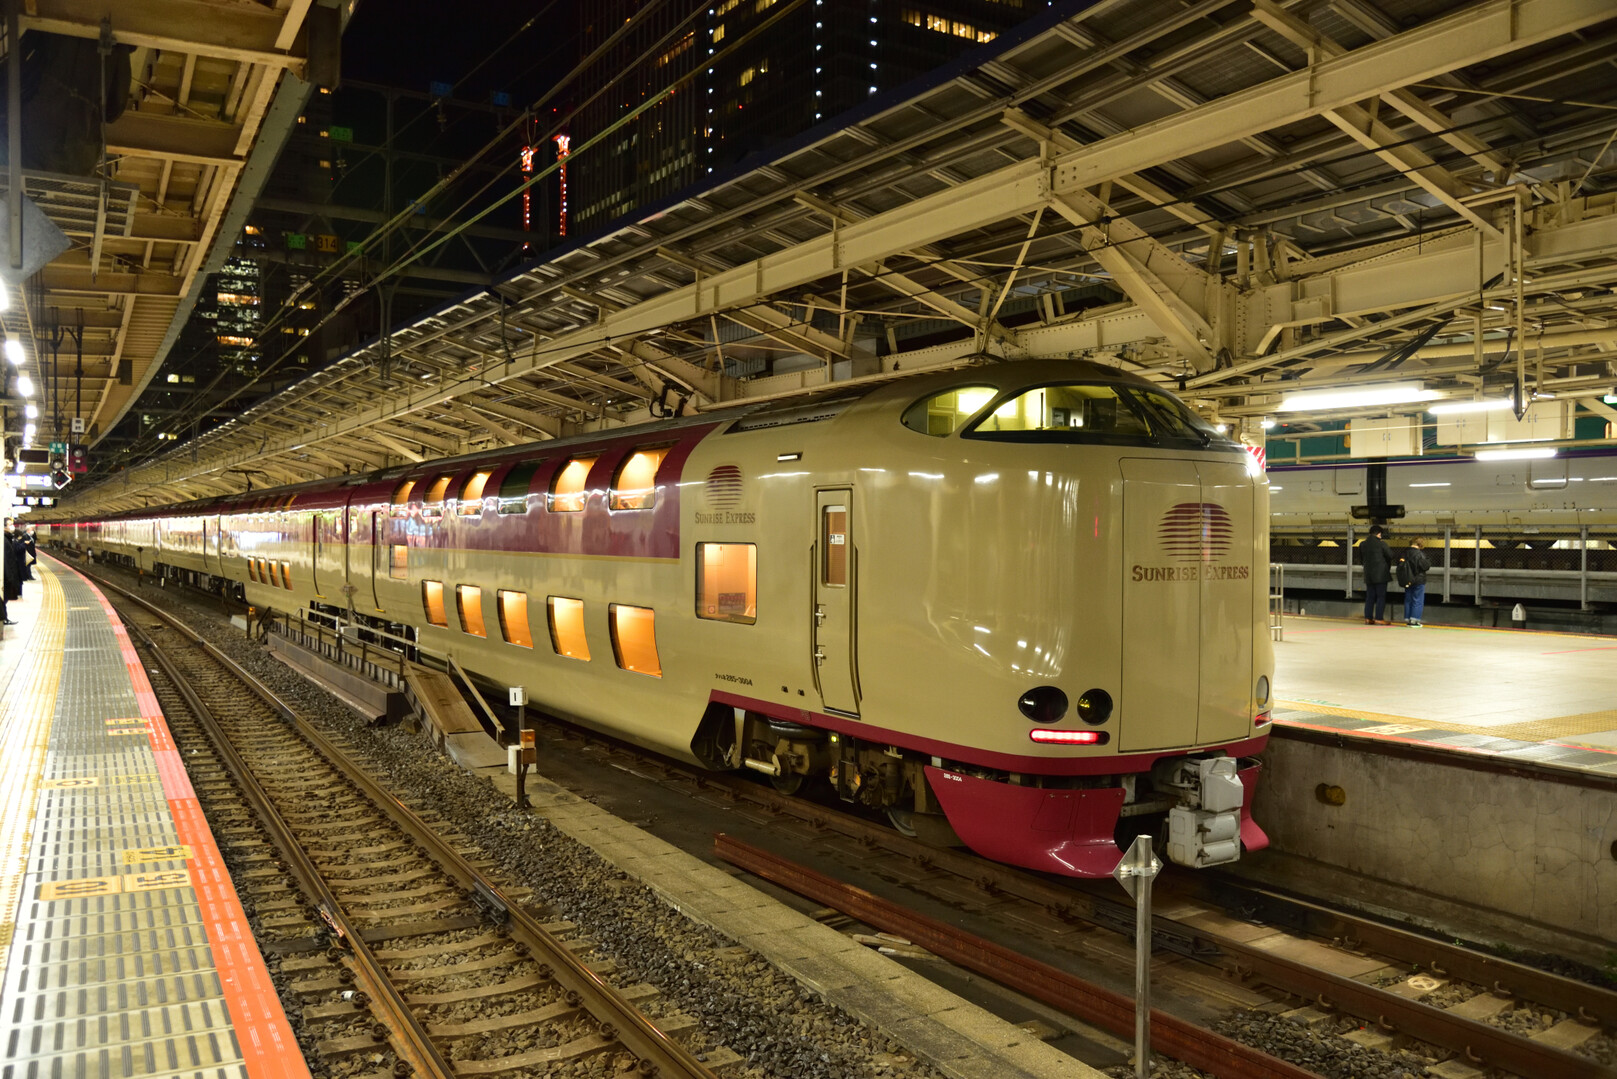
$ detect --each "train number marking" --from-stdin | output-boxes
[39,876,119,901]
[123,845,193,865]
[123,871,192,894]
[43,777,100,790]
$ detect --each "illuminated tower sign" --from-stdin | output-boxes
[554,133,570,237]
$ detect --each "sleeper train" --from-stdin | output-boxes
[44,360,1274,877]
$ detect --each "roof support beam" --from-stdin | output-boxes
[25,0,307,70]
[104,113,245,168]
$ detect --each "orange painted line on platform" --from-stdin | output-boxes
[76,573,311,1079]
[1540,646,1617,655]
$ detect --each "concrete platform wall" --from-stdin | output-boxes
[1253,734,1616,946]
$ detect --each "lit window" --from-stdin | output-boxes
[611,446,669,510]
[390,479,415,517]
[697,543,756,624]
[549,456,598,512]
[610,604,662,677]
[900,384,997,436]
[421,474,453,517]
[280,562,292,588]
[390,545,408,579]
[822,506,847,586]
[547,597,590,660]
[423,581,448,627]
[459,470,492,516]
[457,585,486,637]
[498,590,533,648]
[248,559,259,583]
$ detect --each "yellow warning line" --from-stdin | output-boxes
[1278,698,1617,745]
[0,566,65,948]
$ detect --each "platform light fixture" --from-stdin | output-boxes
[16,374,32,397]
[1276,382,1439,412]
[1428,397,1513,415]
[1473,446,1557,461]
[2,337,20,365]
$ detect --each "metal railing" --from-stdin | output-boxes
[1269,563,1285,642]
[273,607,414,689]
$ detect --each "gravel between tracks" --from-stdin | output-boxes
[116,576,945,1079]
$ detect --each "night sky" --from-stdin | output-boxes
[342,0,569,103]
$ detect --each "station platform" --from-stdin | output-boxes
[0,555,305,1079]
[1272,613,1617,777]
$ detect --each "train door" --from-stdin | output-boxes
[311,513,322,596]
[313,510,345,599]
[1119,459,1201,751]
[812,489,860,715]
[1195,460,1255,745]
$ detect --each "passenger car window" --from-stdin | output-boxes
[457,585,486,637]
[498,590,533,648]
[390,545,408,579]
[421,474,454,517]
[458,471,492,516]
[423,581,447,627]
[549,456,598,513]
[390,479,415,517]
[610,447,670,510]
[610,604,661,677]
[547,597,590,659]
[696,543,756,624]
[498,461,542,514]
[900,384,997,436]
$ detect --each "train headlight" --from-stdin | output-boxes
[1255,675,1270,706]
[1017,686,1067,723]
[1075,689,1113,724]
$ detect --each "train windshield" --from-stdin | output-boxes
[962,383,1230,449]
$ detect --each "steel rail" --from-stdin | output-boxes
[714,834,1317,1079]
[100,576,718,1079]
[119,607,457,1079]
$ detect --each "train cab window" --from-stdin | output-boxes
[966,384,1153,442]
[610,446,670,510]
[498,590,533,648]
[821,506,848,586]
[609,604,662,677]
[390,545,409,579]
[458,471,493,516]
[549,456,598,513]
[901,384,997,436]
[498,461,542,514]
[421,474,454,518]
[423,581,448,627]
[390,479,415,517]
[547,597,591,660]
[696,543,756,624]
[456,585,487,637]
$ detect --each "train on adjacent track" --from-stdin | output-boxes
[42,360,1274,877]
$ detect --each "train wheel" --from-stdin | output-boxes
[887,807,919,837]
[770,771,805,796]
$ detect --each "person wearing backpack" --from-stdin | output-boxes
[1399,537,1432,626]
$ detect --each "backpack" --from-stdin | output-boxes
[1395,559,1412,587]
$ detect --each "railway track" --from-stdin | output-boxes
[105,580,725,1079]
[531,728,1615,1079]
[78,557,1614,1079]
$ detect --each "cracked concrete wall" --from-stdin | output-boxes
[1253,738,1615,945]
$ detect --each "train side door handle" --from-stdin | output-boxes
[814,605,827,625]
[813,649,826,665]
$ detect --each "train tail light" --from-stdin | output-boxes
[1030,729,1109,745]
[1254,710,1272,727]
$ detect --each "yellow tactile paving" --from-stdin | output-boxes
[0,566,65,948]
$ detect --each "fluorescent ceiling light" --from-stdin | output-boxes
[2,339,20,365]
[1427,398,1512,415]
[1474,447,1556,461]
[1277,383,1439,411]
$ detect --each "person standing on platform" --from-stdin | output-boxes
[1400,537,1431,627]
[18,523,34,581]
[2,522,22,614]
[1360,524,1393,625]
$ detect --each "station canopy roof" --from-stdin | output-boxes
[47,0,1617,514]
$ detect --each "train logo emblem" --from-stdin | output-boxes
[1158,502,1233,562]
[704,465,743,508]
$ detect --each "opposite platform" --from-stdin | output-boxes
[1273,613,1617,777]
[0,555,306,1079]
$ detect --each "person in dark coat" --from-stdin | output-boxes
[1399,537,1432,627]
[2,522,22,611]
[18,524,34,581]
[1360,524,1393,625]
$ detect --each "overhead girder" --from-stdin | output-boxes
[24,0,309,70]
[50,0,1617,512]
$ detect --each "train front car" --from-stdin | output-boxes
[750,360,1272,877]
